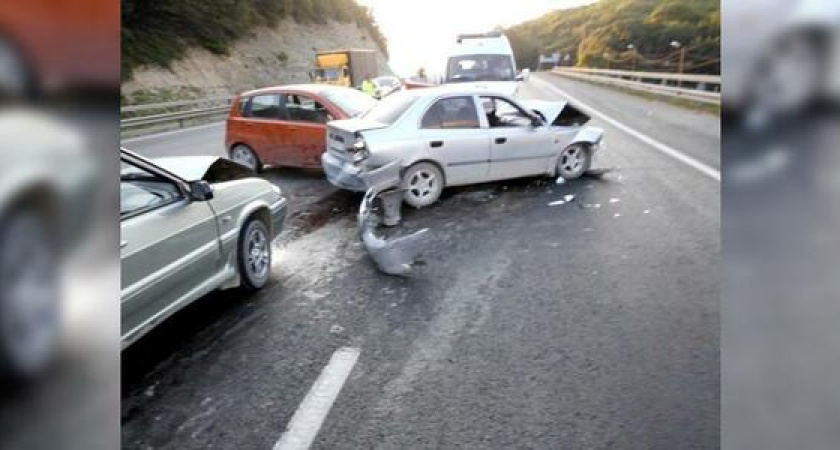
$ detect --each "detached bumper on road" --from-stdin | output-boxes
[270,197,288,238]
[322,152,368,192]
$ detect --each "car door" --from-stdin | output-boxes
[281,93,334,167]
[236,94,285,166]
[417,95,490,186]
[120,156,222,346]
[481,96,555,180]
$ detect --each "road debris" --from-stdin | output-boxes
[643,209,651,214]
[357,161,430,276]
[549,194,575,207]
[555,176,566,185]
[609,198,620,204]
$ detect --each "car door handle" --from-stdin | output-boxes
[495,137,507,144]
[430,140,443,148]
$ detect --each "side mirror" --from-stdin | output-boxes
[531,110,546,126]
[189,180,214,201]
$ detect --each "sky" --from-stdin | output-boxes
[356,0,597,77]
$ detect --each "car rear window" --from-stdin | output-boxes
[360,92,418,125]
[245,95,281,119]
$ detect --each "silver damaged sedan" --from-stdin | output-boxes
[120,149,287,348]
[322,87,605,207]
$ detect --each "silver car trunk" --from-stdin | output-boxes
[326,118,389,162]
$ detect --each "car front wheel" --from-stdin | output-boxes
[402,162,444,208]
[556,144,591,180]
[237,217,271,291]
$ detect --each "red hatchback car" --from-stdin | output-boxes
[225,84,376,172]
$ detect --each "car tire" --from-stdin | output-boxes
[0,209,58,380]
[401,162,444,208]
[237,216,271,291]
[230,144,262,173]
[556,144,591,180]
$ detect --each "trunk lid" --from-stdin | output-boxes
[326,118,389,161]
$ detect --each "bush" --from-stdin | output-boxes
[505,0,719,74]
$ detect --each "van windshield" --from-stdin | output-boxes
[446,54,515,83]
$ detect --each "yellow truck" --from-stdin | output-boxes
[310,49,379,88]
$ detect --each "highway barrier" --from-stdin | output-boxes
[121,96,234,132]
[551,67,720,105]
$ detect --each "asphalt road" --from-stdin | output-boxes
[121,74,719,449]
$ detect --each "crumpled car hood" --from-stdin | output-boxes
[518,99,567,125]
[152,156,255,183]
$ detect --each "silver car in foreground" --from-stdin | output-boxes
[120,149,287,348]
[322,87,604,207]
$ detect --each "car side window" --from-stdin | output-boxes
[282,94,331,124]
[245,95,281,119]
[421,96,480,129]
[120,160,183,219]
[481,96,533,128]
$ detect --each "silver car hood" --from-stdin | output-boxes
[152,156,255,183]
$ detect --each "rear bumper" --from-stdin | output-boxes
[321,152,368,192]
[269,197,288,238]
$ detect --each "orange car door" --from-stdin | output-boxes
[282,93,333,168]
[238,94,284,166]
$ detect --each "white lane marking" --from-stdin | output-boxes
[273,347,360,450]
[121,121,225,144]
[531,76,721,182]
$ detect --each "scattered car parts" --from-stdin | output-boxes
[357,161,429,276]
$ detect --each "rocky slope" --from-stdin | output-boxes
[122,18,391,103]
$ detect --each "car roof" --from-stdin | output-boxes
[447,33,514,58]
[240,84,353,97]
[397,84,516,99]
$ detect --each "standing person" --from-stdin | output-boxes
[361,74,376,97]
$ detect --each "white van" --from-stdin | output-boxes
[444,31,521,97]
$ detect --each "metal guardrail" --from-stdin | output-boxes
[551,67,721,105]
[120,96,234,130]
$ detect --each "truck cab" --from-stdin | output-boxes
[311,49,378,88]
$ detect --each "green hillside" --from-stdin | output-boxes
[506,0,719,74]
[122,0,388,80]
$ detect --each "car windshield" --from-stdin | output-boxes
[311,68,343,82]
[359,92,418,125]
[446,54,515,82]
[322,88,377,117]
